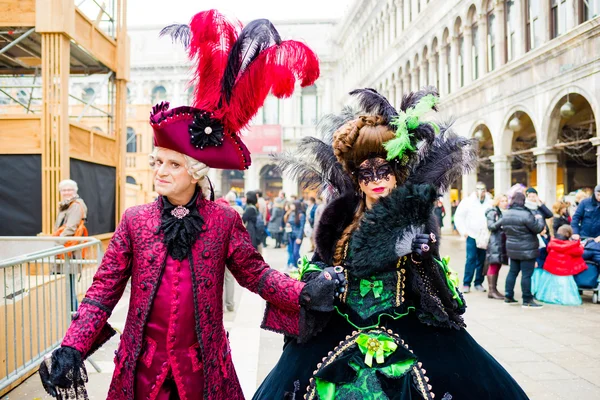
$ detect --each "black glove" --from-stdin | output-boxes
[412,232,437,259]
[300,267,346,312]
[39,346,87,398]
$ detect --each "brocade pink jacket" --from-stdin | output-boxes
[61,196,305,399]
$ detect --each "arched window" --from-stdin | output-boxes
[525,0,541,51]
[82,87,95,103]
[550,0,567,39]
[301,85,318,126]
[505,0,517,61]
[126,176,137,184]
[487,3,496,72]
[186,86,194,105]
[151,85,167,104]
[126,86,132,104]
[126,127,137,153]
[580,0,600,22]
[445,42,451,93]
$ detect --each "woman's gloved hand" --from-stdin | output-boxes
[39,346,87,398]
[299,266,346,312]
[412,232,437,259]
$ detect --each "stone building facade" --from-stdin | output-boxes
[333,0,599,204]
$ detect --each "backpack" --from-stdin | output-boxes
[248,205,267,242]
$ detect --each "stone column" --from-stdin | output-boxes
[429,54,438,90]
[396,0,404,33]
[462,172,478,200]
[514,0,525,58]
[282,173,299,198]
[420,58,428,87]
[411,67,419,91]
[383,16,390,49]
[441,191,453,235]
[439,46,448,95]
[463,25,473,86]
[389,7,397,42]
[534,148,559,203]
[494,0,507,67]
[490,154,512,196]
[244,161,260,193]
[478,12,488,75]
[450,36,459,93]
[394,79,403,109]
[539,0,551,44]
[591,137,600,185]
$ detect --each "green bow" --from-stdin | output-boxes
[356,333,398,367]
[384,94,440,161]
[359,279,384,298]
[435,256,464,307]
[295,255,324,281]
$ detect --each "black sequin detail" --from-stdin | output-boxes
[188,111,224,149]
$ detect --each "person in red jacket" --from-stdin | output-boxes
[38,10,343,400]
[532,225,586,305]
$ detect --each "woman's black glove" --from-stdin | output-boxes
[39,346,87,398]
[299,267,346,312]
[412,232,437,259]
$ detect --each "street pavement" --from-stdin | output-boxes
[7,235,600,399]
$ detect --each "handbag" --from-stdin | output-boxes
[52,200,88,259]
[475,229,491,250]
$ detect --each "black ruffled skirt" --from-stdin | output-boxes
[253,311,529,400]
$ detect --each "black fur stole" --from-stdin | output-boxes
[350,184,438,278]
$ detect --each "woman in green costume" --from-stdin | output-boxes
[254,87,529,400]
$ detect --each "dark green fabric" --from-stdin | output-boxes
[252,311,529,400]
[347,271,399,320]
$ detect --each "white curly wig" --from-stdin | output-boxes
[148,147,212,198]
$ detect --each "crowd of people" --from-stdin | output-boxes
[454,182,600,308]
[216,189,325,274]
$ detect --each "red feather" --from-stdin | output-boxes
[188,10,240,111]
[220,40,320,133]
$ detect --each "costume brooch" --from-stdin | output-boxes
[171,205,190,219]
[188,111,224,149]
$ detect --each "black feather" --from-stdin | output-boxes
[349,88,398,123]
[399,86,439,112]
[159,24,191,48]
[407,123,478,193]
[274,136,354,198]
[316,106,357,144]
[222,19,281,102]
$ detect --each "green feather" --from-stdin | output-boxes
[385,94,439,160]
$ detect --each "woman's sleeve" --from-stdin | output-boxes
[525,212,545,234]
[60,203,84,236]
[486,209,502,232]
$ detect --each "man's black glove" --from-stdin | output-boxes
[412,232,437,259]
[299,267,346,312]
[39,346,87,399]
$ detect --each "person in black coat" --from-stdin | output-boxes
[485,195,509,300]
[501,192,546,308]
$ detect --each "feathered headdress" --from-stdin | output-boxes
[150,10,320,170]
[275,87,476,197]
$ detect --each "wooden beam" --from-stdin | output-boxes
[41,33,70,234]
[69,122,118,167]
[72,9,117,72]
[0,115,42,154]
[0,0,36,27]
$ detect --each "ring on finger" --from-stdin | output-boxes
[421,243,430,252]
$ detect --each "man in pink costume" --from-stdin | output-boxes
[39,10,342,400]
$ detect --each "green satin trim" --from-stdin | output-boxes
[379,358,415,378]
[434,256,464,307]
[315,377,336,400]
[334,306,415,331]
[359,278,384,298]
[356,333,398,367]
[294,255,324,281]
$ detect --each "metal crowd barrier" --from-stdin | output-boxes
[0,236,103,395]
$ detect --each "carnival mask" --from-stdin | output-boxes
[357,159,394,185]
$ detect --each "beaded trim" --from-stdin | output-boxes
[304,328,435,400]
